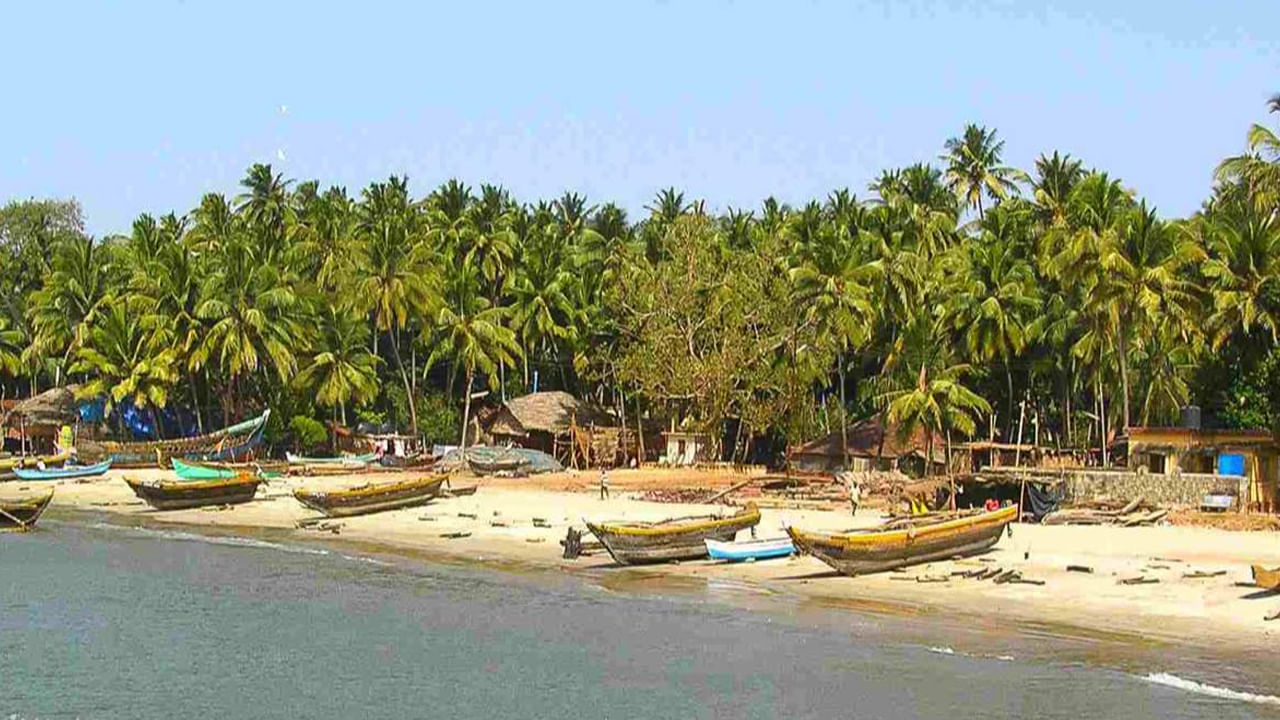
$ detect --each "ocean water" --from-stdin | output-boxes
[1,518,1276,719]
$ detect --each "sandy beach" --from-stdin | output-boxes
[13,466,1280,655]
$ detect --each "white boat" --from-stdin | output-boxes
[705,536,795,562]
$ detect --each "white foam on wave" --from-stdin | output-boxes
[91,523,330,556]
[1143,673,1280,706]
[927,646,955,655]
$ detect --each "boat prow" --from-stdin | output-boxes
[1252,564,1280,591]
[0,490,55,532]
[585,502,761,565]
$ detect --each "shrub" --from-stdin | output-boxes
[289,415,328,452]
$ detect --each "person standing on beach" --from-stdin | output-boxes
[599,468,610,500]
[848,478,861,516]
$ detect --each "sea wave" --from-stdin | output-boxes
[90,523,331,556]
[927,646,955,655]
[1143,672,1280,706]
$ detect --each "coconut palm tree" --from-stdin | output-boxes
[295,307,381,425]
[25,234,119,379]
[70,300,179,436]
[351,176,438,434]
[941,124,1027,220]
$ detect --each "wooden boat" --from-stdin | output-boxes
[0,451,71,478]
[585,503,761,565]
[1252,565,1280,591]
[286,451,378,466]
[705,536,795,562]
[14,459,112,481]
[0,490,54,532]
[786,505,1017,576]
[79,410,271,467]
[294,475,447,517]
[288,462,369,477]
[125,474,263,510]
[464,447,526,473]
[379,453,435,470]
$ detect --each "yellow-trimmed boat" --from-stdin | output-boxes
[585,503,761,565]
[293,475,447,518]
[1252,564,1280,591]
[0,451,71,478]
[0,490,55,532]
[125,474,263,510]
[787,505,1017,576]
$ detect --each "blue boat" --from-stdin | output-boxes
[13,459,113,481]
[705,537,795,562]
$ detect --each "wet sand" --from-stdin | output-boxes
[13,466,1280,655]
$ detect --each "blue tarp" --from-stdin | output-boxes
[1218,453,1245,476]
[77,398,198,440]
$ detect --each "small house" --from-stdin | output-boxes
[1,386,79,455]
[1119,425,1279,512]
[660,431,713,466]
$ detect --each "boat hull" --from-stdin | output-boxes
[125,476,262,510]
[13,459,112,481]
[294,476,447,518]
[787,506,1017,576]
[705,537,795,562]
[80,411,270,467]
[0,491,54,532]
[586,504,761,565]
[1252,564,1280,591]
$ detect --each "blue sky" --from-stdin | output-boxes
[3,1,1277,236]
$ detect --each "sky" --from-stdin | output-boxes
[3,0,1277,237]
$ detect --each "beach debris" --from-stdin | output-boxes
[1265,609,1280,622]
[562,527,583,559]
[1066,565,1094,574]
[916,574,950,583]
[490,520,508,528]
[526,537,545,544]
[532,518,551,528]
[458,512,477,519]
[1182,570,1227,579]
[418,516,437,522]
[1118,576,1159,585]
[639,488,716,504]
[441,531,471,539]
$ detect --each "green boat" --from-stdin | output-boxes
[171,458,236,480]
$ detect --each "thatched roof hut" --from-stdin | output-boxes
[2,386,79,429]
[486,391,613,438]
[789,416,946,475]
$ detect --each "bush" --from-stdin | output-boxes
[289,415,328,452]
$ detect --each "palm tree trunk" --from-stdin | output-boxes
[459,368,474,450]
[838,353,849,467]
[187,378,204,435]
[1116,330,1132,431]
[1005,360,1015,441]
[388,331,418,435]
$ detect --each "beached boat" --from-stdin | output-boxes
[1252,564,1280,591]
[79,410,271,468]
[585,503,761,565]
[13,459,112,481]
[124,475,263,510]
[171,458,236,480]
[379,453,435,470]
[786,505,1017,576]
[286,451,379,466]
[0,451,71,478]
[705,536,795,562]
[0,490,54,532]
[293,475,448,518]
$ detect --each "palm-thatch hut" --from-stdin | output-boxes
[484,391,615,461]
[788,416,946,477]
[2,385,79,454]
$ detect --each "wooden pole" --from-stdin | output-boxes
[1013,396,1027,467]
[704,477,757,505]
[634,396,645,467]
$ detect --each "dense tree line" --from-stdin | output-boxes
[3,102,1280,462]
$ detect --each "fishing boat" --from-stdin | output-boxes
[584,503,761,565]
[294,474,448,517]
[705,536,795,562]
[786,505,1017,576]
[1252,564,1280,591]
[463,447,526,474]
[124,474,263,510]
[0,490,54,532]
[0,451,71,479]
[79,410,271,468]
[171,458,236,480]
[286,451,379,466]
[13,459,112,481]
[378,453,435,470]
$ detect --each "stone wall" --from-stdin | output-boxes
[1059,469,1247,508]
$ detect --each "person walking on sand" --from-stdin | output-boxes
[848,477,861,517]
[599,468,610,500]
